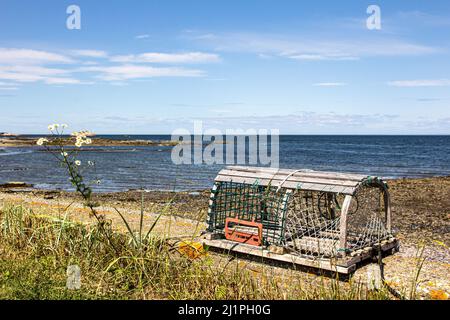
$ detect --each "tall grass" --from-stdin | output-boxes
[0,203,403,300]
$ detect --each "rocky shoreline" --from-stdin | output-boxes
[0,136,179,147]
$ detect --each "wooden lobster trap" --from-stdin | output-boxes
[201,166,399,274]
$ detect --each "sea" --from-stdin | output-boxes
[1,135,449,192]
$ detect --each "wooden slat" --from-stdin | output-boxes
[217,169,360,187]
[215,166,373,195]
[292,237,339,256]
[226,166,367,181]
[384,189,392,233]
[226,166,367,180]
[339,195,353,255]
[215,175,357,195]
[202,238,354,274]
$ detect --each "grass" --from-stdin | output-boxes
[0,202,411,300]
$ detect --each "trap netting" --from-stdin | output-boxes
[207,181,289,245]
[346,186,391,251]
[207,178,393,259]
[284,185,391,259]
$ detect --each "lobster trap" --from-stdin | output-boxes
[201,166,399,274]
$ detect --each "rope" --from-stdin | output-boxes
[374,244,407,300]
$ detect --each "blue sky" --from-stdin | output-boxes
[0,0,449,134]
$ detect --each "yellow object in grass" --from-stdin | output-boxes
[177,241,205,259]
[429,289,449,300]
[433,240,448,248]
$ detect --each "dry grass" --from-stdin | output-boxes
[0,202,404,300]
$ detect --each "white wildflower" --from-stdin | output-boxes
[61,124,68,128]
[48,124,56,131]
[87,161,94,166]
[61,152,68,157]
[74,160,81,166]
[36,138,49,146]
[75,141,82,148]
[85,138,92,145]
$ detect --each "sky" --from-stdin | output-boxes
[0,0,449,134]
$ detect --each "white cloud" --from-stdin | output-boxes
[135,34,150,39]
[81,64,205,81]
[71,49,108,58]
[0,65,68,82]
[210,109,233,113]
[189,32,439,61]
[81,61,99,66]
[0,70,43,82]
[192,33,217,40]
[0,47,213,87]
[0,65,84,85]
[0,65,68,76]
[288,54,359,61]
[71,112,448,134]
[43,77,83,85]
[0,87,18,91]
[0,48,73,64]
[110,52,221,64]
[313,82,347,87]
[0,81,17,86]
[388,79,450,87]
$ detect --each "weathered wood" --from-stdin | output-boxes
[366,264,383,290]
[291,236,339,256]
[215,166,379,195]
[217,169,360,187]
[268,244,286,255]
[339,195,353,255]
[202,238,354,274]
[215,176,357,195]
[384,189,392,233]
[226,166,367,181]
[202,236,398,272]
[340,238,399,267]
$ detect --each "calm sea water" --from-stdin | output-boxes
[1,135,449,192]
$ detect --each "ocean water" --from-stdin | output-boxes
[1,135,449,192]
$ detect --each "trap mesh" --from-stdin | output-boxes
[346,186,391,251]
[284,190,343,258]
[207,181,289,245]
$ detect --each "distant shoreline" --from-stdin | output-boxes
[0,136,179,148]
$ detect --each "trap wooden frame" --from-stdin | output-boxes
[201,166,399,274]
